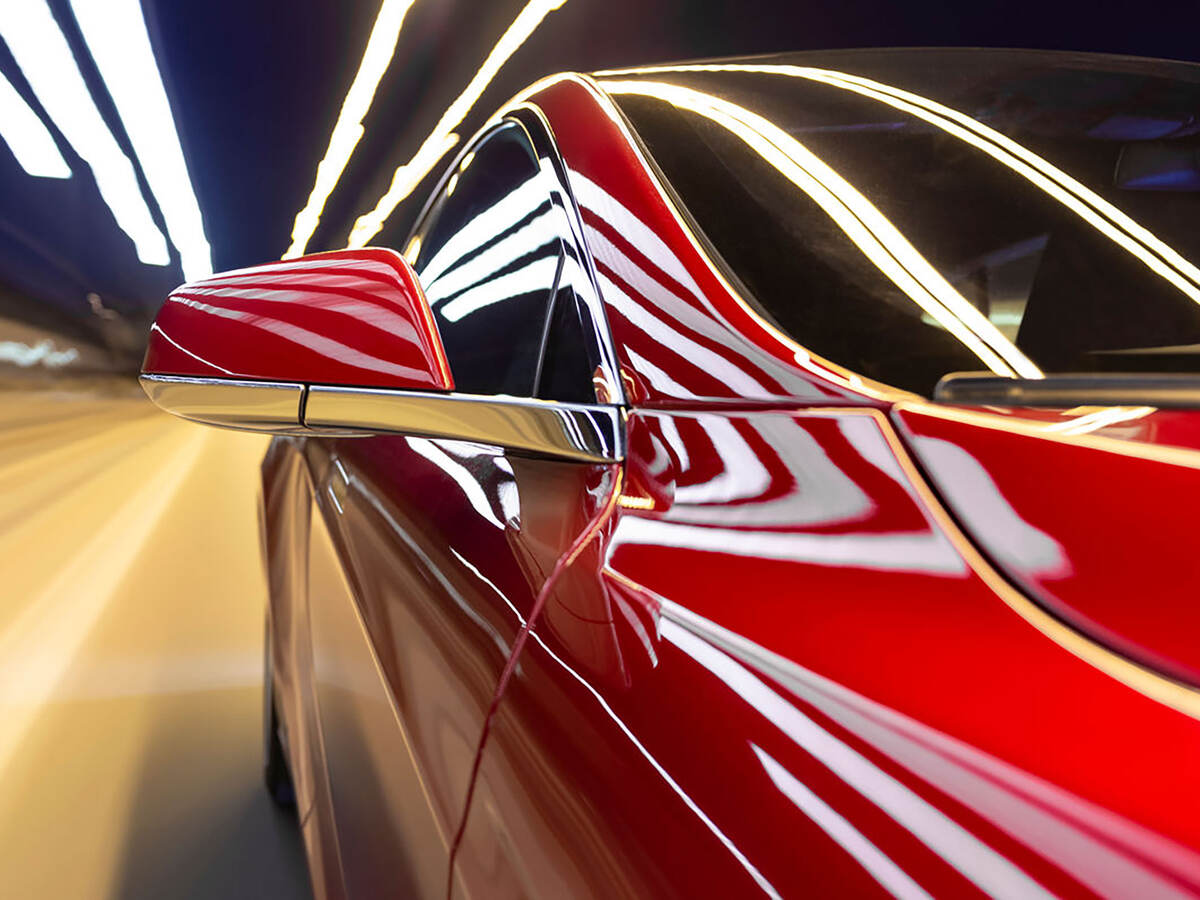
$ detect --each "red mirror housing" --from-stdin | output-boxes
[138,247,623,461]
[142,248,453,391]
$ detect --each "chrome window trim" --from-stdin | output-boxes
[140,374,624,462]
[139,374,309,433]
[305,385,624,463]
[506,103,626,404]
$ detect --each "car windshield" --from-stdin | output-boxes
[602,50,1200,397]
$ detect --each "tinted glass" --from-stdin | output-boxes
[608,52,1200,396]
[536,284,596,403]
[411,123,561,396]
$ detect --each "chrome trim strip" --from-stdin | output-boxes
[305,385,624,462]
[935,372,1200,409]
[139,374,308,433]
[507,104,627,404]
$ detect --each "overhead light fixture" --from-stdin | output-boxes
[0,0,170,266]
[68,0,213,281]
[0,71,70,178]
[347,0,570,249]
[283,0,420,260]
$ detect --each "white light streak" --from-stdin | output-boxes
[347,0,571,248]
[0,0,170,266]
[600,80,1040,379]
[752,745,932,900]
[664,600,1200,897]
[599,62,1200,304]
[907,436,1068,577]
[0,70,69,178]
[611,515,967,575]
[406,437,504,528]
[69,0,212,280]
[435,254,560,322]
[423,209,557,302]
[1042,406,1156,435]
[663,620,1054,899]
[168,294,430,380]
[0,339,78,368]
[284,0,420,259]
[528,627,782,897]
[418,173,547,283]
[596,269,772,398]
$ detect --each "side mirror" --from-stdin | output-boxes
[140,248,621,462]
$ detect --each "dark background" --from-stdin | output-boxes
[0,0,1195,366]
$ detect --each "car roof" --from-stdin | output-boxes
[588,46,1200,80]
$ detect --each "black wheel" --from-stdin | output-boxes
[263,620,296,808]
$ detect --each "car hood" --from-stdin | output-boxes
[892,403,1200,685]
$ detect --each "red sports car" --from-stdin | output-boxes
[141,49,1200,898]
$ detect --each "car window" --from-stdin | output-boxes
[609,58,1200,396]
[536,282,596,404]
[409,122,563,397]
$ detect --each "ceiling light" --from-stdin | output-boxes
[0,70,70,178]
[69,0,212,281]
[0,0,169,266]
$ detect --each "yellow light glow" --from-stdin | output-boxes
[597,63,1200,304]
[600,79,1039,379]
[617,494,655,510]
[347,0,570,248]
[283,0,419,259]
[403,233,421,264]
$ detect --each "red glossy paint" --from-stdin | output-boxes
[525,77,887,409]
[893,402,1200,686]
[454,408,1200,898]
[143,247,454,390]
[154,57,1200,900]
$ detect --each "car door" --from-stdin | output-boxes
[303,117,623,898]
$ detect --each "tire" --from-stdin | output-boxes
[263,619,296,808]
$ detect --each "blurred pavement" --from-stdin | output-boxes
[0,381,310,899]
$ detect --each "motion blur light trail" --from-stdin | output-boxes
[347,0,571,248]
[0,1,171,267]
[0,386,308,899]
[0,70,70,179]
[284,0,420,260]
[69,0,213,280]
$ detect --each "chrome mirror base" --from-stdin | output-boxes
[139,375,624,463]
[306,386,623,463]
[139,375,310,434]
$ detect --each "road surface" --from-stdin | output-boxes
[0,379,311,899]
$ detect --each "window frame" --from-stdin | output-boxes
[405,110,625,408]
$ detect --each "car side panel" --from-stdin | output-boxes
[307,467,445,898]
[451,408,1200,898]
[302,431,615,897]
[261,437,347,900]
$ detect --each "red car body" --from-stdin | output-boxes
[145,51,1200,897]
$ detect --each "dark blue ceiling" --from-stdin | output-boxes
[0,0,1196,359]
